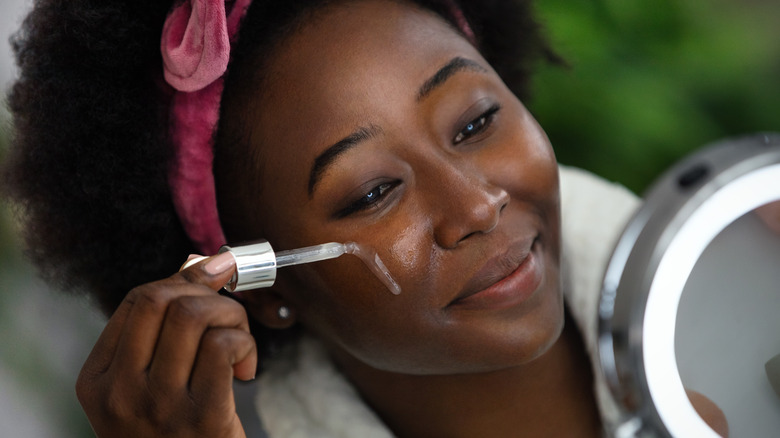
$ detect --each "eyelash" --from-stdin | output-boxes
[337,181,397,218]
[453,104,501,144]
[337,104,502,217]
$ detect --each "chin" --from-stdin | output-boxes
[474,256,564,369]
[421,283,566,375]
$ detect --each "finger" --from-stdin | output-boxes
[111,252,237,374]
[756,202,780,234]
[109,281,211,375]
[79,294,138,379]
[195,329,258,400]
[148,294,250,390]
[189,328,257,409]
[80,253,230,377]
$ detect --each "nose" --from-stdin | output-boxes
[427,162,510,249]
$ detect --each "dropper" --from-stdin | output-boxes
[219,240,348,292]
[182,240,400,294]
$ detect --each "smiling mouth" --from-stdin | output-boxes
[449,237,543,310]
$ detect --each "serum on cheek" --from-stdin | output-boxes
[181,240,401,295]
[343,242,402,295]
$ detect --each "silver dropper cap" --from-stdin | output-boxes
[219,240,277,292]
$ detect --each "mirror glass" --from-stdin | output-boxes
[675,201,780,436]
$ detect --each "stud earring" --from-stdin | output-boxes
[277,305,291,320]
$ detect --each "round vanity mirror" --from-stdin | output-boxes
[598,133,780,437]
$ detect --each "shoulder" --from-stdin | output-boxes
[558,165,640,290]
[558,164,640,325]
[257,337,394,438]
[558,166,641,427]
[558,165,640,296]
[559,165,640,233]
[559,164,640,319]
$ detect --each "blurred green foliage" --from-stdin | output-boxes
[530,0,780,193]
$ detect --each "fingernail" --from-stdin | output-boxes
[204,251,236,276]
[180,254,208,272]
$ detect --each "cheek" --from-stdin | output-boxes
[492,105,558,209]
[277,264,430,371]
[269,213,450,368]
[385,213,442,290]
[391,225,421,271]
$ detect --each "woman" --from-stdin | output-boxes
[3,0,726,436]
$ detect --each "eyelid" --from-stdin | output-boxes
[453,103,501,145]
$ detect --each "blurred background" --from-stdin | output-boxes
[531,0,780,193]
[0,0,778,436]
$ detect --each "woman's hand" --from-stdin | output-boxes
[76,252,257,438]
[687,389,729,438]
[756,201,780,235]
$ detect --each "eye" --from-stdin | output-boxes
[453,104,501,144]
[337,182,396,217]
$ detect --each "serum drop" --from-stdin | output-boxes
[344,242,402,295]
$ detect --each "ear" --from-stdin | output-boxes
[239,288,297,329]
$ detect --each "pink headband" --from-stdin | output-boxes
[162,0,474,254]
[162,0,252,254]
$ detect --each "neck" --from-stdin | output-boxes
[329,317,602,438]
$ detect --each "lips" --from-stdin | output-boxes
[449,237,543,310]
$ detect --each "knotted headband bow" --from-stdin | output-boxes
[162,0,252,92]
[161,0,474,254]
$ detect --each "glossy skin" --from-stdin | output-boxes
[239,0,562,376]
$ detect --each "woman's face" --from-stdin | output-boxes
[237,0,562,375]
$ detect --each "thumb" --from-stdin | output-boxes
[178,252,237,292]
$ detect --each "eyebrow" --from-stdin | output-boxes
[307,57,487,197]
[416,57,487,101]
[308,124,383,196]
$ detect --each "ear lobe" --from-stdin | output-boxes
[240,288,297,329]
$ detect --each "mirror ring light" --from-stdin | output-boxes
[598,133,780,437]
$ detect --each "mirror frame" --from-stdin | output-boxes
[598,133,780,437]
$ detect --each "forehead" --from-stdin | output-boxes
[252,0,483,158]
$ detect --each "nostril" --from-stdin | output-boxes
[496,187,510,213]
[459,231,478,243]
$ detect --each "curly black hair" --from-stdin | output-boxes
[2,0,557,359]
